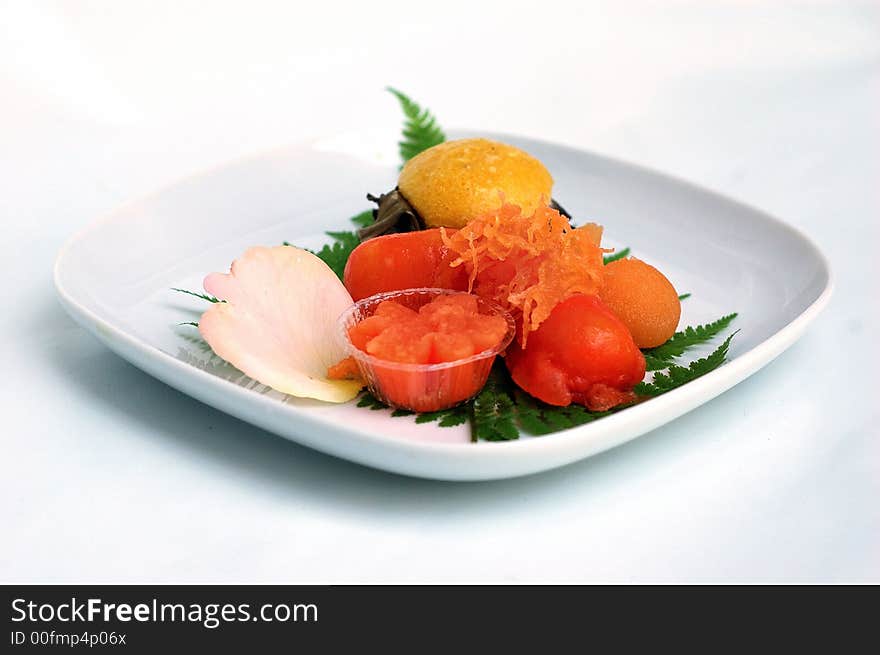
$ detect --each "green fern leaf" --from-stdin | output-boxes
[643,313,737,370]
[636,332,737,396]
[644,353,672,371]
[387,87,446,163]
[561,404,612,427]
[357,392,388,410]
[414,410,447,424]
[171,288,221,303]
[471,363,519,441]
[438,411,469,427]
[582,407,612,426]
[541,409,573,431]
[512,389,558,435]
[512,387,613,435]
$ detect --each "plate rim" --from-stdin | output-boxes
[52,129,835,466]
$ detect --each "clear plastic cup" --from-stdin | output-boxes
[337,288,515,412]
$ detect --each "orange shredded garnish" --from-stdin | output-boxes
[441,203,607,346]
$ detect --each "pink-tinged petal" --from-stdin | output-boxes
[199,246,361,403]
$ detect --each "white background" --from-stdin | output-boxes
[2,0,878,582]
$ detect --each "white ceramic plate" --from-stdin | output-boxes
[54,128,832,481]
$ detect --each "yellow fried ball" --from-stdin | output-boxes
[599,257,681,348]
[398,138,553,229]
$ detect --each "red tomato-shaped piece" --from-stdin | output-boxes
[505,294,646,410]
[343,229,469,301]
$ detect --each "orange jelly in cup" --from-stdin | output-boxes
[337,288,515,412]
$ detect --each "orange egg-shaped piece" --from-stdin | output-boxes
[599,257,681,348]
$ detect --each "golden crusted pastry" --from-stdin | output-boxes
[398,138,553,229]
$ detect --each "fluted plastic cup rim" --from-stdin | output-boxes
[336,287,516,372]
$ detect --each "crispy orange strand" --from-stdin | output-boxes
[441,203,607,345]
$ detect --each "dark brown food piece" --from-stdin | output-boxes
[358,189,425,241]
[358,189,574,242]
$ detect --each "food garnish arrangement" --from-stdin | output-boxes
[176,89,738,442]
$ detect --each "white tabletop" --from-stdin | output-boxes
[2,0,878,583]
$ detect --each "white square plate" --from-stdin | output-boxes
[54,129,832,480]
